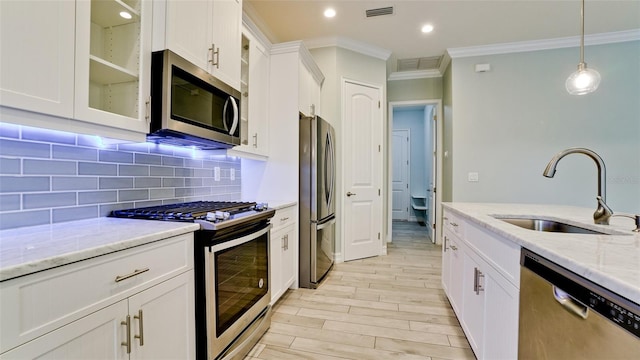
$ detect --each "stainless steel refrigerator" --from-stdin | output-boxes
[299,113,335,288]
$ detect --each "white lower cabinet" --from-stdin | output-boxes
[270,205,297,304]
[1,272,194,360]
[441,210,519,359]
[0,234,195,359]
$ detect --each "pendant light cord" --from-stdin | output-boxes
[580,0,585,64]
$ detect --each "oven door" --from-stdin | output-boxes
[204,224,271,359]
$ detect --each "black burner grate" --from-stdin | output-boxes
[111,201,257,221]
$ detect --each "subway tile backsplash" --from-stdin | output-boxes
[0,123,241,230]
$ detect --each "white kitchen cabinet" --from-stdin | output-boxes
[0,272,194,360]
[74,0,152,135]
[0,0,151,142]
[269,205,297,304]
[241,41,323,202]
[441,209,519,359]
[442,229,464,316]
[461,249,485,353]
[0,1,75,118]
[228,24,270,159]
[156,0,242,91]
[0,234,195,358]
[298,57,322,117]
[127,271,195,359]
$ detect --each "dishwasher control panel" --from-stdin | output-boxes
[588,292,640,338]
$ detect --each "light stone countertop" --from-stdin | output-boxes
[442,203,640,304]
[0,217,200,282]
[260,200,297,210]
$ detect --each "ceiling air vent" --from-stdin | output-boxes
[397,56,442,72]
[366,6,394,18]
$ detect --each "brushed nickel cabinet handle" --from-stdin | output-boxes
[134,309,144,346]
[115,268,149,283]
[450,245,458,251]
[346,191,356,197]
[443,236,448,252]
[121,315,131,354]
[473,267,479,293]
[209,44,220,67]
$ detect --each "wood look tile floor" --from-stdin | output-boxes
[246,221,475,360]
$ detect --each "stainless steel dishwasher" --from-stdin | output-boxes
[519,248,640,359]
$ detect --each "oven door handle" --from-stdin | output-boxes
[210,224,272,252]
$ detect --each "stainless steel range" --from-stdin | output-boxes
[111,201,275,360]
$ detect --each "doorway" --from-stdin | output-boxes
[388,100,443,244]
[392,129,410,221]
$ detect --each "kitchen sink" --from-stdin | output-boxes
[495,217,610,235]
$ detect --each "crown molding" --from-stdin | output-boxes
[304,36,392,61]
[242,13,272,50]
[447,29,640,58]
[270,41,325,86]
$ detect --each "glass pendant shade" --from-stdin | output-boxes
[566,63,601,95]
[566,0,600,95]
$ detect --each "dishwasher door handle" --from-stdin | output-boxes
[553,286,589,319]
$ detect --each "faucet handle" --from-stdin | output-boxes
[611,213,640,233]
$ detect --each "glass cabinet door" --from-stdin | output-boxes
[75,0,151,138]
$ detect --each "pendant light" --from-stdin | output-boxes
[565,0,600,95]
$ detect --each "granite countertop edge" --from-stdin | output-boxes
[0,218,200,282]
[442,202,640,304]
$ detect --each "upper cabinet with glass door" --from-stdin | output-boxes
[227,26,270,159]
[74,0,152,136]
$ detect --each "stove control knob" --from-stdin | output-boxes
[205,212,217,221]
[213,211,230,220]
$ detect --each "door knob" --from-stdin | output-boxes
[346,192,356,197]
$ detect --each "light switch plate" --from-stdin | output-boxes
[214,167,220,181]
[230,168,235,181]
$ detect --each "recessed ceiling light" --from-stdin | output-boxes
[119,11,132,20]
[421,24,434,33]
[324,8,336,18]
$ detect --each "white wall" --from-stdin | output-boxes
[449,40,640,213]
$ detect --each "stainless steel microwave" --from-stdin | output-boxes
[148,50,241,149]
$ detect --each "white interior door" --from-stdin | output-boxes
[392,129,409,220]
[428,107,437,242]
[343,80,383,261]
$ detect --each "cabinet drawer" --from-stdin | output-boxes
[443,211,465,238]
[272,205,296,230]
[0,233,193,353]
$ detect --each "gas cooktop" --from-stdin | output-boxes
[110,201,273,231]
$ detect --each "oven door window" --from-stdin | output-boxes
[214,232,268,336]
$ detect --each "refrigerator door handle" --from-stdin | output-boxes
[316,217,336,230]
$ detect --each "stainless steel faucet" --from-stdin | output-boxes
[543,148,613,225]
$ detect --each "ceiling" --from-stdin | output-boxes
[244,0,640,73]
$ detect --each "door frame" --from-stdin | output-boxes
[387,99,443,244]
[391,128,411,221]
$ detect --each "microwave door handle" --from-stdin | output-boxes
[223,96,239,135]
